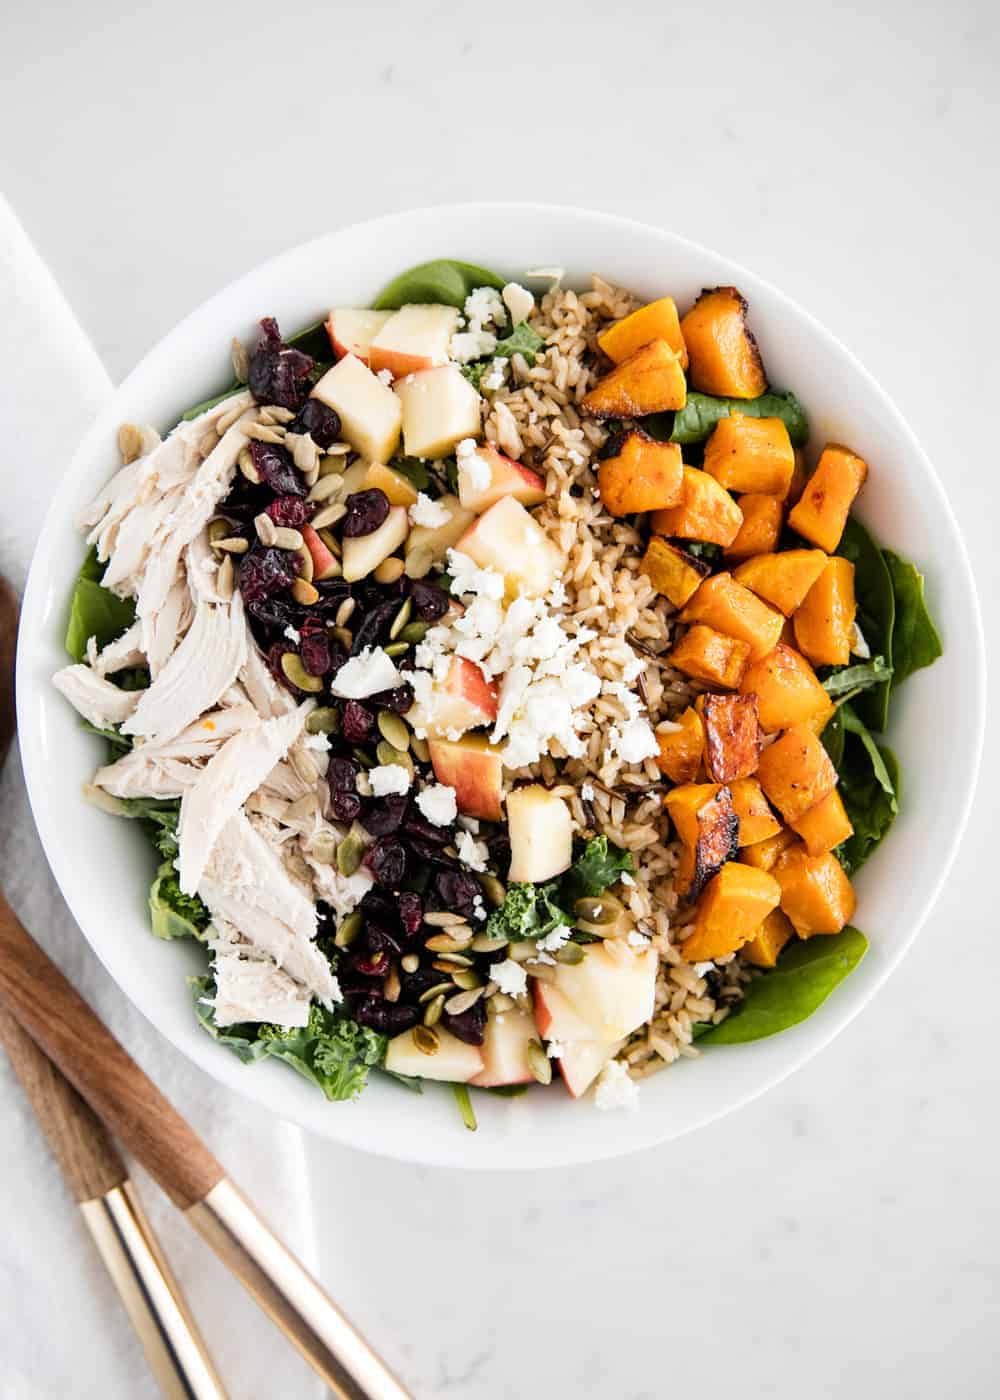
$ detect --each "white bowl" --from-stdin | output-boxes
[17,204,985,1169]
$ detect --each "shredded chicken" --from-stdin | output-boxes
[52,664,142,729]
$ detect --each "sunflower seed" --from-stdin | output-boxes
[334,597,356,628]
[291,579,319,606]
[389,598,412,641]
[400,953,420,974]
[489,993,515,1014]
[450,968,484,991]
[445,987,484,1016]
[319,451,349,476]
[399,621,428,644]
[478,874,507,908]
[335,910,362,948]
[216,400,249,435]
[527,1039,552,1085]
[245,421,285,444]
[286,431,320,475]
[216,554,235,601]
[556,941,585,965]
[260,405,295,425]
[424,912,468,928]
[377,711,410,751]
[418,981,453,1005]
[312,502,347,531]
[239,446,262,484]
[423,993,446,1028]
[425,932,473,953]
[290,747,320,786]
[295,545,314,582]
[306,707,339,735]
[218,536,249,554]
[255,512,277,546]
[384,642,409,658]
[384,964,401,1003]
[470,933,508,953]
[281,652,323,693]
[309,831,336,864]
[413,1025,440,1056]
[272,526,304,551]
[117,423,144,464]
[354,770,372,797]
[231,338,249,382]
[285,792,320,823]
[374,557,405,585]
[308,474,343,503]
[336,833,364,877]
[410,734,430,763]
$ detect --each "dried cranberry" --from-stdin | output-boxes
[328,756,358,791]
[431,869,483,923]
[342,489,390,538]
[402,812,450,849]
[248,440,305,497]
[370,683,414,715]
[407,578,450,622]
[238,544,299,604]
[351,997,419,1035]
[341,701,374,743]
[351,950,390,979]
[363,923,402,959]
[247,317,314,411]
[289,398,341,449]
[365,836,407,888]
[350,599,398,655]
[299,632,331,677]
[267,495,312,528]
[397,965,442,1002]
[444,1001,487,1046]
[397,891,424,939]
[330,789,362,822]
[359,794,408,837]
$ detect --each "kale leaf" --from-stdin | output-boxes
[559,835,635,908]
[486,836,634,941]
[493,321,544,365]
[149,861,209,940]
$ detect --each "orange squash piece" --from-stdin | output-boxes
[788,444,868,552]
[655,707,705,783]
[703,414,795,496]
[774,847,856,936]
[581,338,686,418]
[597,430,683,516]
[743,908,796,968]
[640,537,709,608]
[671,625,751,689]
[739,643,834,734]
[664,783,739,899]
[724,494,784,561]
[698,693,761,783]
[680,572,784,662]
[680,862,781,962]
[757,724,838,824]
[790,788,854,856]
[650,466,744,548]
[733,549,829,616]
[730,778,782,846]
[794,557,857,667]
[740,825,796,872]
[679,287,767,399]
[598,297,688,369]
[788,449,809,505]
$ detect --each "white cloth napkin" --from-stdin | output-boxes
[0,194,323,1399]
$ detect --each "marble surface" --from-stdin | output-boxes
[2,1,998,1395]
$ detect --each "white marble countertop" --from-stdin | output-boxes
[2,1,998,1394]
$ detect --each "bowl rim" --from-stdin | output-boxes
[16,201,987,1169]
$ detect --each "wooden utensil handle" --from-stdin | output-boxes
[0,888,223,1209]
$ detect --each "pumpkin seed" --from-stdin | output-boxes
[413,1025,439,1056]
[445,987,484,1016]
[410,734,430,763]
[351,747,373,769]
[335,910,362,949]
[291,579,319,606]
[509,939,539,963]
[334,597,356,628]
[306,707,339,735]
[418,981,453,1005]
[295,544,314,582]
[478,874,507,908]
[399,621,428,644]
[376,742,413,775]
[423,911,468,928]
[389,598,412,641]
[574,895,622,926]
[383,642,409,658]
[374,557,405,585]
[312,502,347,531]
[272,526,304,551]
[218,536,249,554]
[384,964,401,1003]
[336,832,364,877]
[481,981,499,999]
[333,626,353,651]
[216,554,235,601]
[556,941,585,965]
[425,932,473,953]
[400,953,420,974]
[255,511,277,546]
[238,446,262,484]
[434,952,474,968]
[281,652,323,692]
[450,968,484,991]
[470,933,508,954]
[377,710,409,751]
[526,1039,552,1086]
[208,517,230,547]
[423,993,446,1028]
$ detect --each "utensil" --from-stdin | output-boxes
[0,577,226,1398]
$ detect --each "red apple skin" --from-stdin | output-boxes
[326,313,369,364]
[428,733,503,822]
[557,1040,620,1099]
[300,524,339,580]
[445,656,498,725]
[460,445,547,513]
[368,346,435,380]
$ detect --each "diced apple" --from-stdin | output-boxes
[300,524,339,581]
[507,784,573,883]
[311,354,402,463]
[369,304,460,379]
[404,493,475,577]
[457,443,547,514]
[532,982,597,1044]
[428,733,504,821]
[457,495,563,598]
[384,1026,484,1083]
[551,943,658,1044]
[394,365,482,459]
[411,657,498,740]
[341,505,409,582]
[469,1009,537,1088]
[362,462,419,508]
[558,1039,623,1099]
[338,460,372,496]
[326,308,392,364]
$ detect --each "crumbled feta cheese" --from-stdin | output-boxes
[594,1059,640,1112]
[547,1040,565,1059]
[851,622,871,659]
[609,717,659,764]
[620,871,636,888]
[283,625,301,645]
[369,764,412,797]
[409,492,452,528]
[456,441,492,494]
[501,281,535,325]
[472,895,486,920]
[464,285,507,330]
[415,783,457,827]
[455,830,489,871]
[301,732,331,752]
[377,368,394,386]
[580,782,595,802]
[330,646,401,699]
[693,961,716,977]
[547,579,567,607]
[450,330,496,364]
[627,931,650,948]
[492,958,528,998]
[536,925,572,953]
[481,358,508,392]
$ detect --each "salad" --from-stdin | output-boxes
[54,259,942,1124]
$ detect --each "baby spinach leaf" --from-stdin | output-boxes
[821,708,845,767]
[696,926,868,1044]
[836,517,895,731]
[882,550,943,687]
[822,655,893,703]
[390,456,431,491]
[65,549,136,662]
[665,390,809,447]
[180,386,242,422]
[373,259,505,311]
[836,706,899,874]
[494,321,545,365]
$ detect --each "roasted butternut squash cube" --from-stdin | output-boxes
[650,466,744,548]
[730,778,782,846]
[794,557,857,667]
[680,572,784,662]
[698,693,761,783]
[640,537,709,608]
[790,788,854,856]
[703,414,795,496]
[679,287,767,399]
[598,296,688,369]
[733,549,829,617]
[680,862,781,962]
[743,908,795,968]
[740,826,796,872]
[671,625,751,689]
[739,643,835,734]
[664,783,738,899]
[788,448,809,505]
[581,338,686,418]
[724,493,784,561]
[597,430,683,516]
[655,707,705,783]
[757,724,838,824]
[788,444,868,553]
[774,847,856,936]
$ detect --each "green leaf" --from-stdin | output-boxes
[559,836,635,908]
[452,1083,478,1131]
[882,550,943,687]
[80,721,133,758]
[444,458,460,494]
[389,456,431,491]
[485,1083,530,1098]
[696,927,869,1044]
[835,705,899,874]
[460,362,486,391]
[493,321,544,365]
[384,1071,424,1094]
[180,386,243,422]
[149,860,209,940]
[373,259,505,311]
[820,708,845,768]
[836,518,895,731]
[485,881,571,943]
[107,795,182,859]
[65,549,135,662]
[664,390,809,447]
[822,655,893,702]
